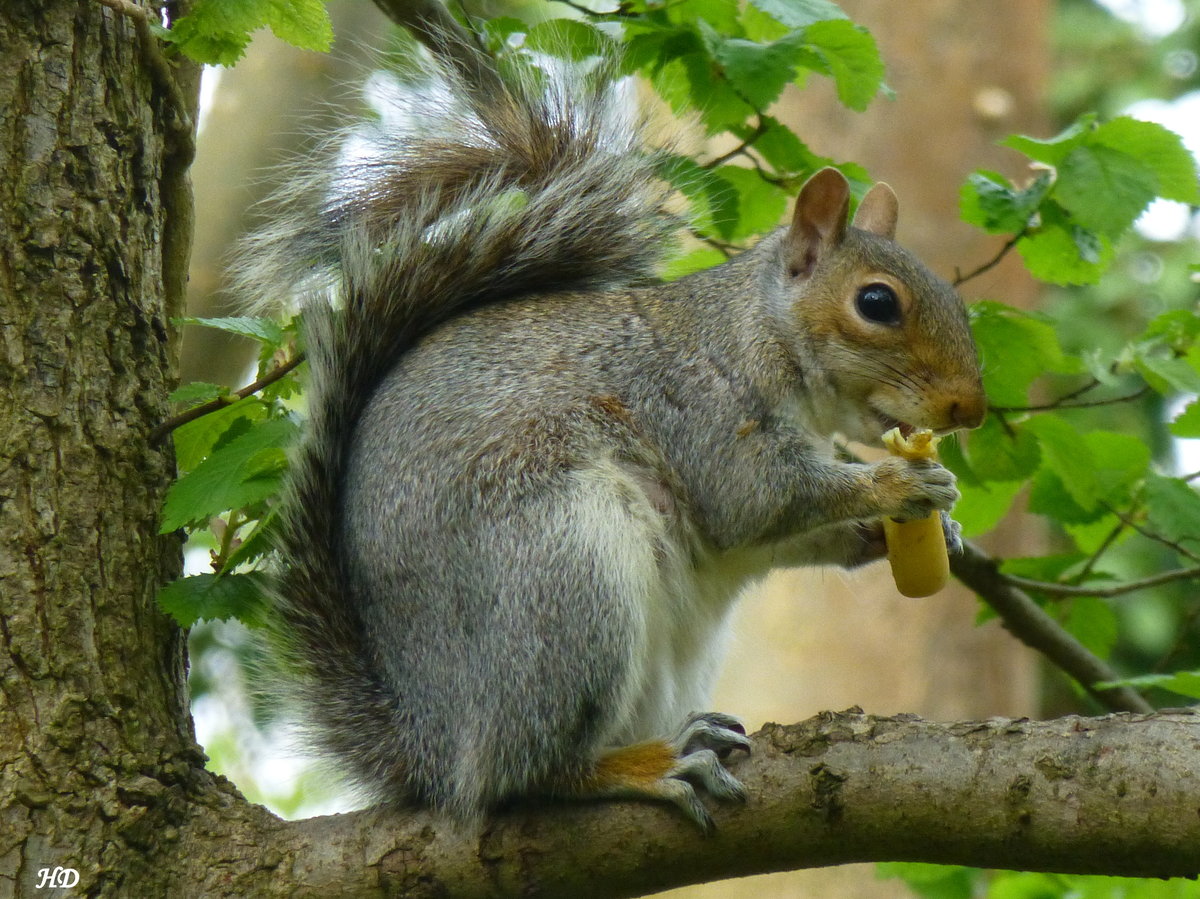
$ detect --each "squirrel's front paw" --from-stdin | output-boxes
[870,457,959,521]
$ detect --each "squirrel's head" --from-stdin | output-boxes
[777,167,987,446]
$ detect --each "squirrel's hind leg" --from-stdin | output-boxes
[557,712,751,833]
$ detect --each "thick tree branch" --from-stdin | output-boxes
[951,543,1154,713]
[175,710,1200,896]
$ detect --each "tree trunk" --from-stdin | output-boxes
[0,2,201,893]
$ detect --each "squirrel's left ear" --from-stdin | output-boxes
[785,167,851,279]
[852,182,899,239]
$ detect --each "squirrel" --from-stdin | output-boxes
[236,42,986,832]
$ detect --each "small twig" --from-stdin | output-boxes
[1003,565,1200,600]
[702,119,769,170]
[952,542,1153,714]
[1075,516,1130,582]
[1101,500,1200,564]
[992,385,1150,415]
[150,353,307,443]
[953,228,1028,287]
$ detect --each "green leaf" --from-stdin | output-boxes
[1135,351,1200,395]
[710,164,789,239]
[157,572,269,628]
[1055,144,1158,237]
[708,29,807,110]
[1170,399,1200,438]
[961,416,1040,483]
[1065,596,1119,658]
[222,508,280,571]
[953,479,1024,538]
[178,315,286,346]
[1091,117,1200,204]
[800,20,884,111]
[745,0,848,29]
[169,382,227,406]
[661,247,728,281]
[161,417,298,533]
[1096,670,1200,700]
[969,302,1076,406]
[959,170,1050,235]
[525,18,615,61]
[1001,117,1093,167]
[1026,416,1099,512]
[1016,203,1114,286]
[1144,473,1200,556]
[172,397,268,473]
[164,0,332,65]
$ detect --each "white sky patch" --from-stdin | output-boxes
[1094,0,1188,36]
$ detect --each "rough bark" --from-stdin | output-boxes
[0,1,201,894]
[124,711,1200,897]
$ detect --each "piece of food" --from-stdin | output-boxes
[881,427,949,598]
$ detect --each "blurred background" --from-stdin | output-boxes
[178,0,1200,895]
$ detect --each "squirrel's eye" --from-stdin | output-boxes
[855,283,901,325]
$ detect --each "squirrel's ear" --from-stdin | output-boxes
[852,182,899,239]
[785,167,850,279]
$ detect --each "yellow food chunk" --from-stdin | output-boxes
[881,427,949,598]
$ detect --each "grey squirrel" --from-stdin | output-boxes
[239,43,986,832]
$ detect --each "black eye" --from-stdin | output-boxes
[855,283,901,325]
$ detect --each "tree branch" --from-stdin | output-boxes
[177,710,1200,896]
[149,352,306,442]
[951,543,1154,713]
[1005,566,1200,599]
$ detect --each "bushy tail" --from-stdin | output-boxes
[238,48,676,802]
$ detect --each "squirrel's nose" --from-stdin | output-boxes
[949,394,987,430]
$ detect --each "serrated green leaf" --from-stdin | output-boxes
[170,382,227,406]
[1001,116,1094,166]
[164,0,331,65]
[1055,144,1158,237]
[1135,352,1200,395]
[685,0,743,33]
[178,315,286,346]
[1016,204,1113,285]
[1026,416,1099,512]
[173,397,269,473]
[157,572,269,628]
[709,29,807,110]
[746,0,847,28]
[657,153,741,238]
[261,0,332,53]
[1144,473,1200,556]
[1092,117,1200,204]
[970,301,1077,405]
[801,20,884,111]
[161,417,297,533]
[959,170,1049,235]
[1170,399,1200,438]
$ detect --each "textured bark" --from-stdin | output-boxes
[0,1,201,895]
[150,711,1200,897]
